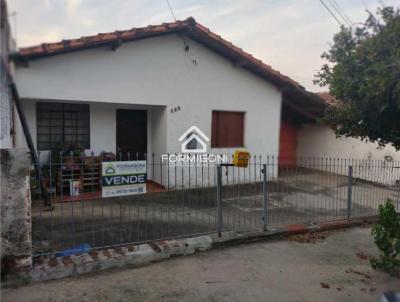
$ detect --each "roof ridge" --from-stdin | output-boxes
[12,17,325,103]
[17,17,194,56]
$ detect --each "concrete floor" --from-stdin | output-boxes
[3,227,399,302]
[31,169,399,255]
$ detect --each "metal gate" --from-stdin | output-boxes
[215,158,400,237]
[31,155,400,256]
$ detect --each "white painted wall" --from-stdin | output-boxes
[15,34,282,162]
[297,124,400,161]
[14,99,165,175]
[297,123,400,185]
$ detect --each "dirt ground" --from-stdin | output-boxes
[3,227,399,302]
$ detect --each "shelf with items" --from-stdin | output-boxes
[81,157,101,193]
[56,156,102,195]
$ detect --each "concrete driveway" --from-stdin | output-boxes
[31,168,399,255]
[3,227,399,302]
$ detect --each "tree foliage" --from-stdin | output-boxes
[315,7,400,150]
[370,200,400,277]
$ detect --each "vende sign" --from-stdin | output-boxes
[102,161,146,197]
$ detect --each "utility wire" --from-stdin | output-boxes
[320,0,343,26]
[327,0,353,26]
[166,0,177,22]
[361,0,369,10]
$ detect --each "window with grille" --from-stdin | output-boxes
[36,102,90,150]
[211,111,245,148]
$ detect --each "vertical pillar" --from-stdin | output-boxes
[1,149,32,279]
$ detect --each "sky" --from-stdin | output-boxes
[6,0,399,92]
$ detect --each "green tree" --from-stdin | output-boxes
[315,7,400,150]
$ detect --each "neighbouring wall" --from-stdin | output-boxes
[297,124,400,186]
[297,124,400,161]
[1,149,32,276]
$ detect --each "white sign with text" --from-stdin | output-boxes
[102,161,147,197]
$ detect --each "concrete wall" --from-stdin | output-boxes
[14,34,282,159]
[297,123,400,186]
[1,149,32,276]
[297,124,400,161]
[0,0,15,149]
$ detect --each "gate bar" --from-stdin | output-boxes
[262,163,268,231]
[347,165,353,220]
[216,165,223,237]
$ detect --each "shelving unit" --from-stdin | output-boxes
[57,156,102,195]
[81,157,102,192]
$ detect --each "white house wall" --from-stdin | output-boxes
[14,99,165,172]
[15,34,282,157]
[15,34,283,186]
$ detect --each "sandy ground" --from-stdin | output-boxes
[3,227,399,302]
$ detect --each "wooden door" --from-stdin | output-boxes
[116,109,147,160]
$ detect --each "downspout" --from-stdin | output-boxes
[2,59,51,208]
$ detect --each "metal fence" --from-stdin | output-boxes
[30,153,400,257]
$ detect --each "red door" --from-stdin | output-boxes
[279,122,297,166]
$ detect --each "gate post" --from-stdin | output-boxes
[262,163,268,231]
[347,165,353,220]
[216,165,223,237]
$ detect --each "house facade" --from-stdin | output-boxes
[12,18,323,173]
[9,17,400,190]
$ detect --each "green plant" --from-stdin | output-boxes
[314,6,400,150]
[370,199,400,277]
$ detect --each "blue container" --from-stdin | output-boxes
[55,243,91,257]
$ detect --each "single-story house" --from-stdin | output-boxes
[10,17,399,188]
[11,18,324,164]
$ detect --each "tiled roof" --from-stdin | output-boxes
[317,92,337,105]
[12,17,326,110]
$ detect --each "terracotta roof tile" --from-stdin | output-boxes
[13,17,324,102]
[317,92,337,105]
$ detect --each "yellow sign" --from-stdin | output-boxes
[233,150,250,168]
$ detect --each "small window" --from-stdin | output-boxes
[36,102,90,150]
[211,111,244,148]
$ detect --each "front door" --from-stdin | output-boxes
[116,109,147,160]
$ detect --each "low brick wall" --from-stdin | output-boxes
[30,236,212,282]
[2,215,377,286]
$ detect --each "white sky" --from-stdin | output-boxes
[7,0,399,92]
